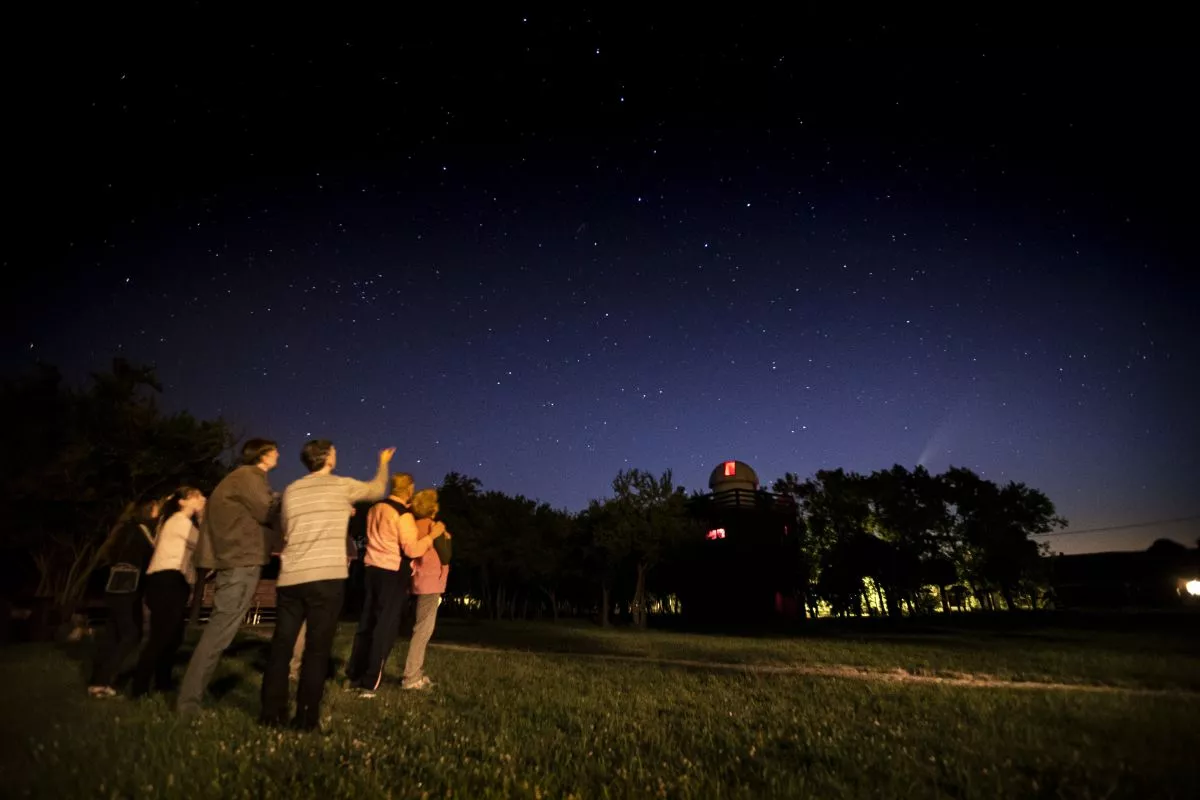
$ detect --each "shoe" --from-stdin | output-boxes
[358,690,377,699]
[87,685,117,698]
[402,676,433,691]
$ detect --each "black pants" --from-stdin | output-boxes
[261,579,344,730]
[346,565,408,690]
[131,571,191,697]
[90,592,144,688]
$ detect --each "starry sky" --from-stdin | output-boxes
[5,14,1196,555]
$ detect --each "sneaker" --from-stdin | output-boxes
[87,685,117,698]
[357,690,377,699]
[402,676,433,691]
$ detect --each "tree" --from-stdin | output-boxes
[436,472,484,610]
[577,498,620,626]
[0,360,234,630]
[776,469,874,616]
[867,465,951,616]
[589,469,689,628]
[940,467,1065,611]
[521,503,579,622]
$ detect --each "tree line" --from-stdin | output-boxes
[1,361,1066,628]
[431,463,1065,625]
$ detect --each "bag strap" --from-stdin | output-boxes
[138,523,156,548]
[379,498,411,518]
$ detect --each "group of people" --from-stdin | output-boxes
[87,437,452,731]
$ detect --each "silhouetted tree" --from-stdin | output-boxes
[781,469,875,615]
[0,360,233,629]
[577,498,621,626]
[1144,538,1191,605]
[522,503,580,621]
[868,465,951,615]
[599,469,689,627]
[941,467,1064,610]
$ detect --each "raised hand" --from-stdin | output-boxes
[379,447,396,464]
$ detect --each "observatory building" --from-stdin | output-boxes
[680,459,801,622]
[707,460,759,508]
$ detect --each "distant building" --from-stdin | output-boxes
[1050,539,1200,608]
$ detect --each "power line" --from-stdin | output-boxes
[1031,514,1200,537]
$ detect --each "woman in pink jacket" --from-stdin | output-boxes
[402,489,451,690]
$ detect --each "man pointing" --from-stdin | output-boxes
[260,440,392,731]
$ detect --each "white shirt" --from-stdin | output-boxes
[147,511,201,584]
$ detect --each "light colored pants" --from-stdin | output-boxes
[177,566,259,716]
[403,594,441,685]
[289,621,306,678]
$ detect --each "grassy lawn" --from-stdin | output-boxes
[0,616,1197,798]
[430,614,1200,691]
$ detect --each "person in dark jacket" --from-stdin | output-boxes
[177,438,279,717]
[88,497,162,697]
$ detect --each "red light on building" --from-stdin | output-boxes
[723,461,736,476]
[706,528,726,540]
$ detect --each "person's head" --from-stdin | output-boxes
[242,438,279,470]
[134,496,162,521]
[159,486,206,524]
[390,472,415,503]
[411,488,439,520]
[300,439,336,473]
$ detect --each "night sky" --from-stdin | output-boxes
[5,15,1196,555]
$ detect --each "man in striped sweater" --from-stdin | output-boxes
[260,439,392,731]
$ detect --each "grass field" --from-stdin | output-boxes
[1,614,1197,798]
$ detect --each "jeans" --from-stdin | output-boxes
[346,565,408,690]
[132,571,190,696]
[90,592,144,688]
[260,579,344,730]
[176,565,260,716]
[403,594,441,685]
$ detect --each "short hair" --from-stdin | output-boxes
[241,438,278,466]
[300,439,334,472]
[391,472,414,499]
[411,488,439,519]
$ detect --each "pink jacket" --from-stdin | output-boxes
[411,518,450,595]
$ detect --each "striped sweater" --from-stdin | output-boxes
[277,466,388,587]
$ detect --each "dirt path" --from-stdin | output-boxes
[429,641,1195,696]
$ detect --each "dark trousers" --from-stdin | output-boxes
[346,565,408,690]
[132,571,191,696]
[90,592,144,688]
[261,579,344,730]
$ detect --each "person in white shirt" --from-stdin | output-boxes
[132,487,206,697]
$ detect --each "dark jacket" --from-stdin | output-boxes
[195,465,277,570]
[104,518,157,594]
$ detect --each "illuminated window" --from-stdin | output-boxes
[706,528,726,540]
[723,461,736,476]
